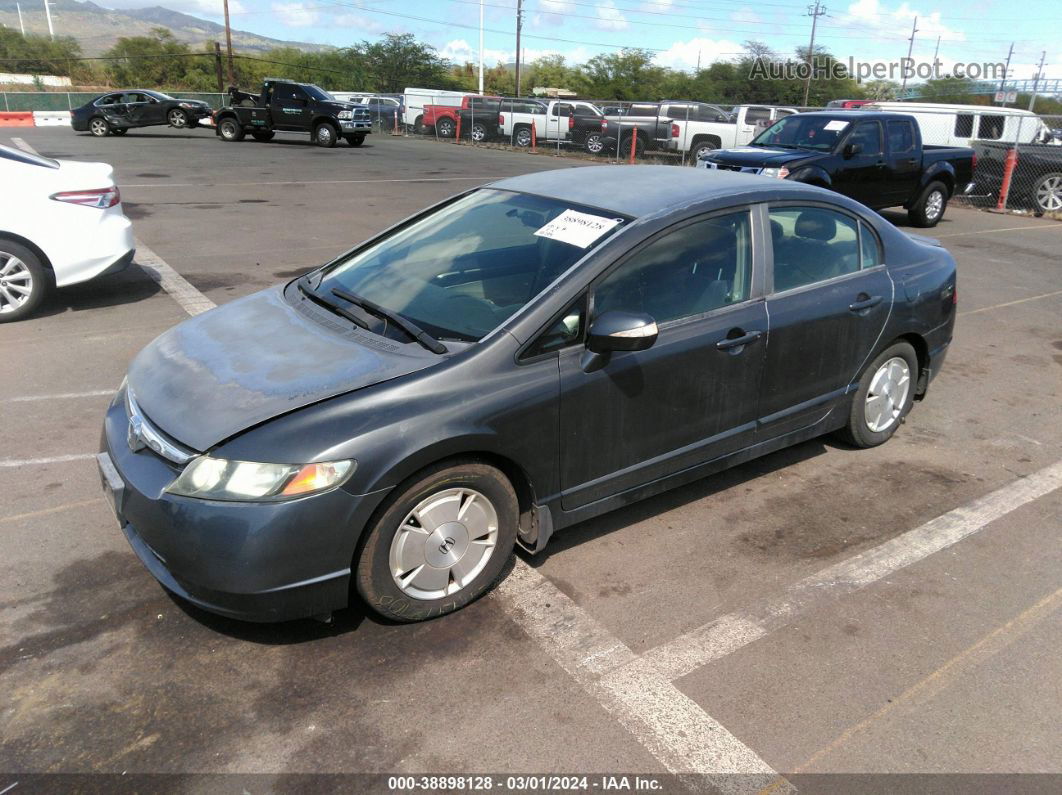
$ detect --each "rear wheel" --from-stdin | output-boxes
[908,180,948,227]
[436,117,456,138]
[314,122,337,148]
[838,342,918,448]
[1032,172,1062,215]
[88,117,110,137]
[251,130,275,142]
[167,108,189,128]
[690,139,718,163]
[585,132,605,155]
[470,121,488,142]
[355,460,518,622]
[513,125,532,147]
[218,118,244,141]
[0,240,50,323]
[345,133,365,147]
[412,115,424,135]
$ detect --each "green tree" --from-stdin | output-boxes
[361,33,452,93]
[103,28,202,88]
[582,49,668,100]
[0,27,95,82]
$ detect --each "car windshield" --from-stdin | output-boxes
[303,85,334,101]
[149,91,175,101]
[752,115,851,151]
[315,189,627,343]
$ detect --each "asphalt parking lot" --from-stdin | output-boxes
[2,126,1061,792]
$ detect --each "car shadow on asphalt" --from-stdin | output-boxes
[34,264,163,319]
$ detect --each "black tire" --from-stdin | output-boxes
[619,133,646,159]
[167,108,189,128]
[110,127,128,136]
[513,124,532,147]
[251,130,275,142]
[1031,172,1062,215]
[218,118,244,141]
[345,134,365,147]
[690,139,718,163]
[585,132,605,155]
[470,121,488,142]
[838,341,918,448]
[88,116,110,137]
[436,117,456,138]
[355,460,518,623]
[908,180,949,227]
[0,239,51,323]
[412,115,424,135]
[314,122,338,148]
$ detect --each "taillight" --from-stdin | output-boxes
[499,113,504,125]
[51,187,120,208]
[568,115,574,129]
[671,122,680,137]
[972,153,978,170]
[601,119,607,131]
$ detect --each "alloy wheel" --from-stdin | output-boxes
[0,253,33,314]
[586,133,604,154]
[388,488,499,600]
[515,128,531,147]
[471,123,486,142]
[1034,175,1062,213]
[317,125,333,145]
[864,356,911,433]
[168,109,188,127]
[89,118,108,136]
[925,189,944,221]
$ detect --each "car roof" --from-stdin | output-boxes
[796,110,911,121]
[487,165,830,219]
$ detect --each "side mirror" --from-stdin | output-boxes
[587,311,659,353]
[843,141,863,158]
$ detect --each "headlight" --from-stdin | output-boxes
[178,102,196,109]
[760,166,790,179]
[167,456,354,501]
[337,110,354,120]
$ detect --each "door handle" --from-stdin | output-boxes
[715,329,763,350]
[849,295,883,312]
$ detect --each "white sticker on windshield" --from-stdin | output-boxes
[534,210,622,248]
[824,120,850,131]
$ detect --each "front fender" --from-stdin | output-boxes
[787,164,832,188]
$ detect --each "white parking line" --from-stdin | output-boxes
[637,459,1062,682]
[958,288,1062,316]
[1,389,116,403]
[0,454,96,468]
[495,561,787,790]
[135,238,217,316]
[10,137,35,154]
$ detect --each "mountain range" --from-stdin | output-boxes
[0,0,331,55]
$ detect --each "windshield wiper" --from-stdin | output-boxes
[331,287,447,354]
[297,280,369,330]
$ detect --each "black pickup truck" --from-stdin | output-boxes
[214,79,373,148]
[966,140,1062,216]
[697,111,975,227]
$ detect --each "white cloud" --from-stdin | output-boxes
[729,10,763,25]
[439,38,590,66]
[655,37,746,70]
[593,0,628,31]
[271,2,319,28]
[839,0,965,42]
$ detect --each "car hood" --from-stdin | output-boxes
[321,100,367,114]
[700,146,824,168]
[127,286,438,452]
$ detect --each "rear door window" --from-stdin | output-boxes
[954,114,974,137]
[977,115,1004,140]
[769,207,861,292]
[887,120,916,153]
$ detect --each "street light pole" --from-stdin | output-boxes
[222,0,235,87]
[16,3,25,36]
[478,0,484,95]
[514,0,523,97]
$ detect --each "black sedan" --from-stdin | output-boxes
[72,90,213,136]
[98,167,956,625]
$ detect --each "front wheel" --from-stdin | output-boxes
[167,108,189,128]
[908,181,948,227]
[1032,172,1062,215]
[345,133,365,147]
[218,118,244,141]
[470,122,488,142]
[838,342,918,448]
[513,125,532,147]
[355,460,518,622]
[0,240,50,323]
[619,133,646,159]
[436,118,456,138]
[690,140,717,163]
[88,117,110,137]
[314,122,338,148]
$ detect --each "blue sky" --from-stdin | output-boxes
[102,0,1061,81]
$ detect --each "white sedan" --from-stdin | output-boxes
[0,144,135,322]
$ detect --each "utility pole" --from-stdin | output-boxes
[214,41,225,94]
[696,49,701,72]
[16,3,25,36]
[998,42,1013,106]
[43,0,54,39]
[900,16,918,93]
[802,2,826,107]
[514,0,523,97]
[222,0,235,87]
[932,34,940,71]
[1028,50,1046,112]
[478,0,484,94]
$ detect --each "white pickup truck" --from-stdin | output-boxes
[498,99,604,147]
[670,105,799,161]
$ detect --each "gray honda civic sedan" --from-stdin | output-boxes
[99,166,956,624]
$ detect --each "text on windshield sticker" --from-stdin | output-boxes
[534,210,622,248]
[824,120,850,131]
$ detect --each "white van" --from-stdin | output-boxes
[402,87,467,133]
[864,102,1049,146]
